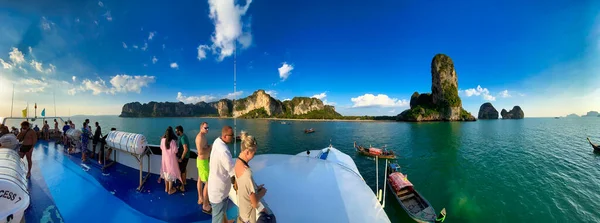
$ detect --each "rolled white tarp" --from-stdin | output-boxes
[105,131,148,155]
[66,128,82,141]
[0,148,30,223]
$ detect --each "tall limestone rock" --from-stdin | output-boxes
[500,106,524,119]
[233,90,283,117]
[478,102,499,119]
[397,54,476,122]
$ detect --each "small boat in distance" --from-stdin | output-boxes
[304,128,315,134]
[354,142,396,159]
[587,137,600,152]
[387,162,446,223]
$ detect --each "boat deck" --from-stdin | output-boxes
[23,140,237,223]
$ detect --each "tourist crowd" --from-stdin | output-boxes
[0,119,275,223]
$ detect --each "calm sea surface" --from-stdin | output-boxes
[7,116,600,222]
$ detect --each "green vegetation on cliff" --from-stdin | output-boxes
[442,83,461,107]
[239,108,270,119]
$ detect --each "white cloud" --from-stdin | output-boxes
[278,62,293,81]
[28,47,33,54]
[389,109,396,113]
[72,76,77,82]
[29,60,55,74]
[9,47,25,64]
[133,45,138,49]
[98,1,104,7]
[197,45,210,61]
[283,98,291,101]
[265,90,277,98]
[225,91,244,99]
[67,88,77,96]
[141,42,148,51]
[29,60,42,72]
[170,62,179,69]
[351,94,409,108]
[162,44,166,50]
[94,20,98,25]
[21,78,48,93]
[79,75,155,95]
[462,85,496,101]
[41,17,52,31]
[152,56,158,64]
[109,75,156,94]
[104,11,112,21]
[176,92,217,104]
[81,79,110,95]
[0,59,12,69]
[122,42,128,48]
[205,0,253,61]
[148,32,156,40]
[498,90,511,98]
[518,93,526,97]
[311,92,335,105]
[311,92,326,100]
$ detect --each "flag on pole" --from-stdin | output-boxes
[22,108,27,118]
[41,108,46,117]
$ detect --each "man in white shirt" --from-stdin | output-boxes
[208,126,235,223]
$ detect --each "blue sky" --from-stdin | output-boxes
[0,0,599,117]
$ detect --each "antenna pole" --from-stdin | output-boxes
[10,84,15,117]
[54,91,57,117]
[233,43,237,157]
[382,159,388,207]
[376,155,379,198]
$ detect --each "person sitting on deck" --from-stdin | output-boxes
[175,125,190,192]
[11,126,19,136]
[160,126,182,195]
[234,132,275,223]
[0,126,18,150]
[208,125,236,223]
[17,121,37,178]
[69,120,75,129]
[0,125,9,137]
[195,122,212,212]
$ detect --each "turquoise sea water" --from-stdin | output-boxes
[7,116,600,222]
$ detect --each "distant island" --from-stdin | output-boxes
[566,113,579,118]
[396,54,476,122]
[583,111,599,117]
[119,89,397,120]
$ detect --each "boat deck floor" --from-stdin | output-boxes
[23,140,238,223]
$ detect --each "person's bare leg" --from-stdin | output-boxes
[168,181,176,195]
[202,182,210,211]
[197,178,203,204]
[26,149,33,178]
[164,177,168,192]
[182,172,187,185]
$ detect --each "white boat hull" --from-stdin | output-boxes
[0,148,30,223]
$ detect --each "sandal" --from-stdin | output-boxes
[202,208,212,214]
